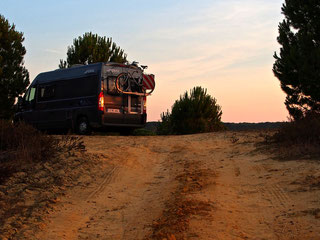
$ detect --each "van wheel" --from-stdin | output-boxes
[120,127,133,136]
[77,117,91,135]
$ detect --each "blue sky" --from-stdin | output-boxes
[0,0,287,122]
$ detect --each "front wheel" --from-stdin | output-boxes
[76,117,91,135]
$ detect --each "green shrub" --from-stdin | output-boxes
[156,110,173,135]
[157,86,225,135]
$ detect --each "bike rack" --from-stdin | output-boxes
[115,72,154,96]
[116,89,153,96]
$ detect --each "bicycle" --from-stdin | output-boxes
[115,64,154,96]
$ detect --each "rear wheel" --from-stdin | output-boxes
[77,117,91,135]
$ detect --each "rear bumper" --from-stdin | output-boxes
[91,112,147,129]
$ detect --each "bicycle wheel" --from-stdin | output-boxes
[116,73,130,93]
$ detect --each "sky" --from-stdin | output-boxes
[0,0,288,122]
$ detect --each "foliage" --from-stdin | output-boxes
[59,32,127,68]
[0,15,29,119]
[157,86,224,135]
[157,110,173,135]
[273,0,320,120]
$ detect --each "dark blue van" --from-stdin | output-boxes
[14,62,151,134]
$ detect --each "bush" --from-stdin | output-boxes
[0,120,58,162]
[132,128,156,136]
[156,110,173,135]
[269,112,320,156]
[157,86,225,135]
[0,120,84,184]
[273,113,320,144]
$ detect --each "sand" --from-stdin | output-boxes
[1,131,320,239]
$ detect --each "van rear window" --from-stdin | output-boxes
[105,76,118,95]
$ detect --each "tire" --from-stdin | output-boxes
[120,127,133,136]
[77,117,91,135]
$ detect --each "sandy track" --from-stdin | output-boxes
[31,132,320,239]
[36,136,180,240]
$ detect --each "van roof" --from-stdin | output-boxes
[31,63,104,86]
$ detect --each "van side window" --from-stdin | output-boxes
[24,86,36,103]
[38,85,56,101]
[106,76,118,95]
[28,87,36,102]
[54,75,98,99]
[24,88,30,101]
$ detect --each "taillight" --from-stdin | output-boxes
[143,96,147,113]
[98,92,104,111]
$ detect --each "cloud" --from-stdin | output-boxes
[133,0,282,85]
[43,49,63,54]
[140,1,286,121]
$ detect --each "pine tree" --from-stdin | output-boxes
[0,15,29,119]
[59,32,127,68]
[158,87,224,135]
[273,0,320,120]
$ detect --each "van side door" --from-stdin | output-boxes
[36,84,61,129]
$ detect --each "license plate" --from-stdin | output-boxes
[107,108,120,113]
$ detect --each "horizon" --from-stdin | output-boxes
[0,0,288,123]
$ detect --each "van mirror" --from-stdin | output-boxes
[18,96,23,106]
[16,96,25,111]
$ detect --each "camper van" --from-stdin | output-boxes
[14,62,155,134]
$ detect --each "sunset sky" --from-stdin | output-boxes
[0,0,288,122]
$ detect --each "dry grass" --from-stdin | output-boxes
[266,113,320,158]
[0,120,86,184]
[0,121,100,239]
[0,120,57,184]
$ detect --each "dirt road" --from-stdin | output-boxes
[27,132,320,239]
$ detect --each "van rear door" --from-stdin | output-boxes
[102,76,123,124]
[101,64,146,127]
[123,95,144,125]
